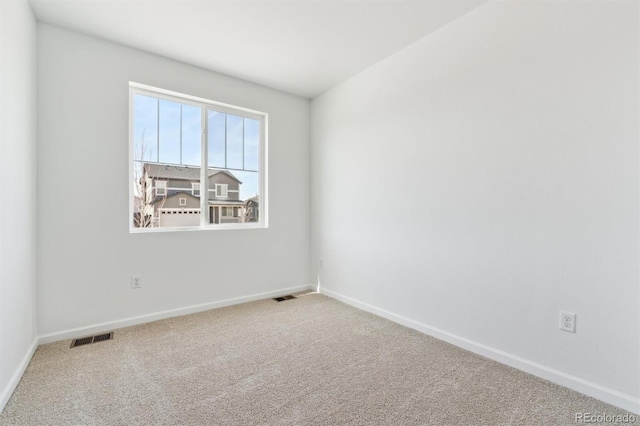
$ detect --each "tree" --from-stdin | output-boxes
[132,131,164,228]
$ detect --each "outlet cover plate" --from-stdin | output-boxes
[559,311,576,333]
[131,275,142,289]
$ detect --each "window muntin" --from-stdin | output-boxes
[130,83,266,232]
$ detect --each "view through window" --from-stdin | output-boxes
[130,84,266,231]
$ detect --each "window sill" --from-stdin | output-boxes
[129,222,267,234]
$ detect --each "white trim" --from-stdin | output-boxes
[130,222,266,233]
[200,106,208,226]
[320,288,640,415]
[128,88,135,231]
[168,187,195,192]
[39,284,314,345]
[260,116,268,228]
[0,338,38,414]
[130,82,266,121]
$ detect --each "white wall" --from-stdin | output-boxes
[311,0,639,409]
[0,0,38,410]
[37,24,310,335]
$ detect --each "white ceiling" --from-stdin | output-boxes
[29,0,486,98]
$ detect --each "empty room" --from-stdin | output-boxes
[1,0,638,424]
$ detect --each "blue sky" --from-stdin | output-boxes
[133,94,260,200]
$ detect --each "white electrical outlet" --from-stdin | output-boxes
[559,311,576,333]
[319,259,324,268]
[131,274,142,289]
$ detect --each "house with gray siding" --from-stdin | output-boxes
[244,195,259,222]
[142,163,246,227]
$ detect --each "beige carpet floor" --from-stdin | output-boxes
[0,292,633,425]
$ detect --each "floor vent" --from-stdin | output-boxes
[273,295,296,302]
[70,332,114,348]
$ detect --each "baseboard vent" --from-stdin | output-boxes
[70,332,114,348]
[273,295,296,302]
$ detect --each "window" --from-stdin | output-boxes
[216,184,228,198]
[130,83,267,231]
[155,181,167,196]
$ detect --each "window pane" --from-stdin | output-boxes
[158,100,181,164]
[181,104,201,166]
[133,94,158,163]
[208,110,225,168]
[132,95,201,229]
[244,118,260,171]
[226,114,244,170]
[233,171,259,201]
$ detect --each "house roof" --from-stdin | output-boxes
[144,163,242,183]
[165,192,199,201]
[245,195,259,204]
[151,191,197,205]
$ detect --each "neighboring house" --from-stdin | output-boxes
[244,195,259,222]
[141,163,246,227]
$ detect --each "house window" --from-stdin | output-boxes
[130,83,267,231]
[155,181,167,196]
[222,206,235,217]
[216,184,228,198]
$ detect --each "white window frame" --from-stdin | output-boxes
[192,182,201,197]
[179,198,186,206]
[129,82,268,233]
[156,180,167,196]
[216,184,228,198]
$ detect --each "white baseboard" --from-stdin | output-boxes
[39,284,314,344]
[0,337,38,414]
[320,288,640,415]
